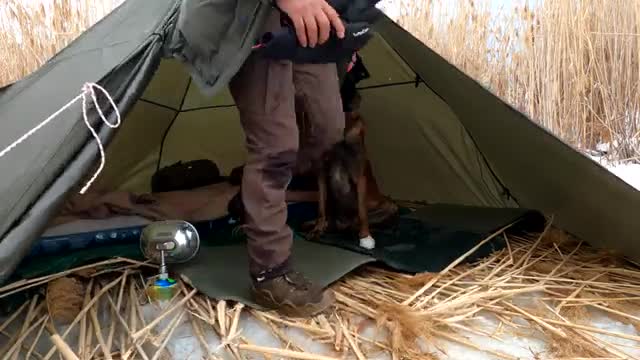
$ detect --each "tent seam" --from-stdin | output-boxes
[374,24,520,206]
[156,77,193,171]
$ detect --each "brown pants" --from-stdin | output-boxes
[228,11,344,278]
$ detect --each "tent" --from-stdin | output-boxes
[1,0,640,285]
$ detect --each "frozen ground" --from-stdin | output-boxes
[1,290,639,359]
[589,153,640,191]
[609,163,640,190]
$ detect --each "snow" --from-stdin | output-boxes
[585,143,640,191]
[606,163,640,191]
[1,297,637,359]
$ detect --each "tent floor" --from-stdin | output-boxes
[1,226,640,359]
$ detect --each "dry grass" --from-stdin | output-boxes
[2,220,640,359]
[395,0,640,161]
[1,0,639,160]
[0,0,121,87]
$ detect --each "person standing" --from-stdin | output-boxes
[228,0,347,317]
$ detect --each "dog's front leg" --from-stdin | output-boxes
[308,169,329,240]
[356,170,375,249]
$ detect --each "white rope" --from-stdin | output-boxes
[78,83,121,193]
[0,82,121,194]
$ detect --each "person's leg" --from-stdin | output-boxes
[293,63,345,173]
[228,53,295,277]
[292,94,314,176]
[227,10,334,317]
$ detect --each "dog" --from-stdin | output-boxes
[228,54,390,248]
[306,97,376,249]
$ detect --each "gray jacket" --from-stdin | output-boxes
[164,0,353,96]
[165,0,273,97]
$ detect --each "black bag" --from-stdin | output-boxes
[151,159,223,193]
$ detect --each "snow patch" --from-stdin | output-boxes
[605,162,640,191]
[585,144,640,191]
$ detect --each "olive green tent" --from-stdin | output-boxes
[1,0,639,284]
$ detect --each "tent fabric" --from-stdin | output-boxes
[0,0,180,282]
[1,0,639,284]
[0,0,177,234]
[372,17,640,258]
[91,33,514,209]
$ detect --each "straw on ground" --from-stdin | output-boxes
[2,213,640,359]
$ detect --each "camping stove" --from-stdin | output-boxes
[139,220,200,300]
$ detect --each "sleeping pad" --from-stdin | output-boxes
[5,201,544,311]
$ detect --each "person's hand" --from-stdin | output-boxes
[275,0,345,48]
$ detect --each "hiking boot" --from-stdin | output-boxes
[251,271,335,317]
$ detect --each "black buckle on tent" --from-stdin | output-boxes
[414,74,422,88]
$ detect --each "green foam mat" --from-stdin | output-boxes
[304,203,545,273]
[172,234,374,309]
[5,202,543,313]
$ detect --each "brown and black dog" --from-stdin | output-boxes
[228,55,395,246]
[306,108,375,248]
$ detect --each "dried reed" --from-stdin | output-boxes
[391,0,640,161]
[0,218,638,359]
[2,0,638,160]
[0,0,122,86]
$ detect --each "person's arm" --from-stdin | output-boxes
[274,0,345,48]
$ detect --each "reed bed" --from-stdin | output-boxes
[0,0,121,87]
[394,0,640,162]
[1,220,640,359]
[2,0,639,161]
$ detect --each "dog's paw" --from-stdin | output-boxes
[359,235,376,250]
[309,220,329,240]
[307,219,328,240]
